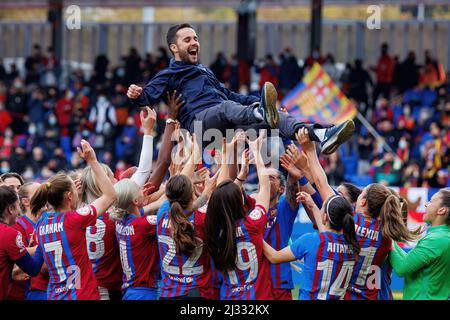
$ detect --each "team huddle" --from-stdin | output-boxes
[0,22,449,301]
[1,110,449,300]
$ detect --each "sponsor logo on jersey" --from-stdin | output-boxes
[16,233,26,252]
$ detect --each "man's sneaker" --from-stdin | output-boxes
[257,82,279,129]
[320,120,355,155]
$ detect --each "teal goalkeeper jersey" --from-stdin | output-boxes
[389,224,450,300]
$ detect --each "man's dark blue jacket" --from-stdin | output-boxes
[133,58,259,129]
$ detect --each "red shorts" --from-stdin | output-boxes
[272,288,293,300]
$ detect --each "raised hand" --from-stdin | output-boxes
[166,90,185,120]
[140,106,157,135]
[77,139,97,163]
[193,167,210,184]
[119,166,138,180]
[127,84,143,99]
[296,191,316,210]
[237,149,250,181]
[204,168,221,195]
[142,182,156,197]
[286,144,310,172]
[280,153,303,180]
[295,127,315,153]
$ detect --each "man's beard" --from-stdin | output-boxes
[179,49,190,62]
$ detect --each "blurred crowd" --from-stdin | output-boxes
[0,42,448,188]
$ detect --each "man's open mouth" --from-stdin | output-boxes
[188,48,198,57]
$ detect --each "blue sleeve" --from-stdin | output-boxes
[310,184,339,209]
[311,191,323,209]
[279,194,299,230]
[156,200,170,219]
[219,82,259,106]
[290,233,314,260]
[134,71,170,107]
[14,246,44,277]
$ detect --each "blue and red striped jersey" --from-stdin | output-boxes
[115,211,159,291]
[290,232,356,300]
[264,194,298,290]
[220,205,273,300]
[36,206,100,300]
[345,212,391,300]
[87,212,123,291]
[378,258,393,300]
[13,215,49,294]
[157,200,212,299]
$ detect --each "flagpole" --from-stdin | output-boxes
[355,112,404,165]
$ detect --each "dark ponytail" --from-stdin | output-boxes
[342,213,360,257]
[166,175,196,256]
[205,180,246,272]
[325,195,360,258]
[169,201,196,256]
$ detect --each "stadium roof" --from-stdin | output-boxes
[1,0,449,8]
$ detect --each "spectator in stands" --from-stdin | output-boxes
[373,152,402,186]
[401,161,422,188]
[41,46,60,87]
[278,47,302,96]
[303,46,324,71]
[155,47,170,72]
[322,152,345,186]
[397,51,420,93]
[24,44,43,86]
[348,59,373,114]
[55,89,74,137]
[6,78,27,135]
[323,53,338,83]
[28,87,46,136]
[125,47,142,86]
[257,54,279,89]
[371,43,395,105]
[210,52,228,83]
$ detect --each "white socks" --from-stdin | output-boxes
[313,128,326,141]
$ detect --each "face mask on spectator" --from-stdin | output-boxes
[399,139,407,149]
[29,126,37,135]
[117,68,125,77]
[82,129,90,138]
[0,166,10,173]
[49,116,57,126]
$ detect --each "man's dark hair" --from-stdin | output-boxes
[166,23,194,55]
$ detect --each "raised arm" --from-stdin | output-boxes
[77,140,117,216]
[180,133,201,178]
[148,91,184,189]
[248,130,270,211]
[130,106,156,187]
[296,128,335,202]
[263,241,296,264]
[193,168,220,210]
[127,72,169,107]
[279,152,302,210]
[297,191,325,232]
[234,149,250,188]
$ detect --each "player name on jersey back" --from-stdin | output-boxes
[39,222,64,235]
[355,225,380,241]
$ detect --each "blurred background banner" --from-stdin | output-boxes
[282,62,357,125]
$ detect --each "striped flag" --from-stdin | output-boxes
[281,62,357,125]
